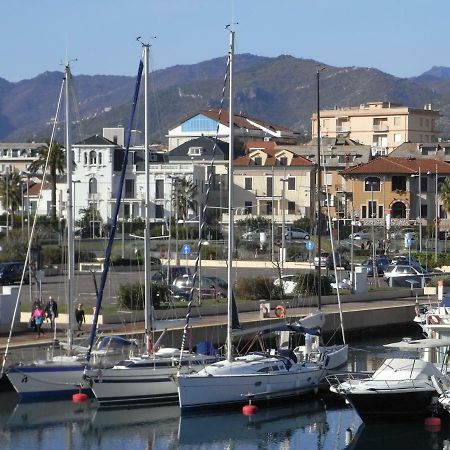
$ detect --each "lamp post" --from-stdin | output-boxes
[411,169,422,252]
[435,164,439,262]
[366,180,377,284]
[280,169,288,275]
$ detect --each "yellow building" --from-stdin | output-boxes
[312,102,440,156]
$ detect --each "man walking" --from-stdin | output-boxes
[45,296,58,332]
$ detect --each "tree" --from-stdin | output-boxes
[0,170,22,226]
[172,177,197,222]
[76,205,104,237]
[440,178,450,215]
[29,142,66,226]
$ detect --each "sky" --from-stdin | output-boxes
[2,0,450,82]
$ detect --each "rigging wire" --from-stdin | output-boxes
[1,75,66,374]
[178,42,232,363]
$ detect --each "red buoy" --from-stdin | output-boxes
[242,403,258,416]
[72,392,88,403]
[425,416,441,432]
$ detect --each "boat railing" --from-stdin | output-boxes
[327,372,433,392]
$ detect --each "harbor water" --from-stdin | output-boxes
[2,331,450,450]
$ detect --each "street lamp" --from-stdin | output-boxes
[435,164,439,262]
[410,169,422,252]
[365,179,377,284]
[280,170,288,275]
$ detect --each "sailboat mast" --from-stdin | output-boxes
[316,68,322,311]
[65,63,75,349]
[143,42,152,351]
[226,29,235,363]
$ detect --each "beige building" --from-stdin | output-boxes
[311,102,440,156]
[233,141,315,222]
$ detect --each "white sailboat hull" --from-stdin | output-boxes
[89,352,220,407]
[178,355,324,410]
[6,360,88,400]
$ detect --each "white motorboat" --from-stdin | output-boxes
[328,338,450,421]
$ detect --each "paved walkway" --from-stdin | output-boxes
[0,294,424,351]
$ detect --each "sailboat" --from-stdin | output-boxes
[4,63,95,400]
[86,40,220,408]
[176,30,325,410]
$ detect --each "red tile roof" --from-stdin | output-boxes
[235,148,314,167]
[341,156,450,176]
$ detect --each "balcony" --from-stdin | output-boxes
[373,124,389,132]
[88,193,101,201]
[371,146,388,156]
[336,125,350,133]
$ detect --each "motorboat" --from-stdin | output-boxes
[328,338,450,421]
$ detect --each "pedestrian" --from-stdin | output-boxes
[44,296,58,331]
[75,303,85,331]
[32,303,46,338]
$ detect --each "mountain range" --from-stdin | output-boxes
[2,55,450,144]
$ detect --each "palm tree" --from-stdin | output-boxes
[29,142,65,226]
[172,177,197,222]
[0,170,22,227]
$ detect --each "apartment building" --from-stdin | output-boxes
[311,102,440,156]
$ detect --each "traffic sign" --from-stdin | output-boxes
[406,238,413,247]
[305,240,315,251]
[181,243,191,255]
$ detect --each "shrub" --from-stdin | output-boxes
[293,273,332,296]
[42,245,63,265]
[426,276,450,287]
[234,276,273,300]
[75,250,97,263]
[117,282,164,310]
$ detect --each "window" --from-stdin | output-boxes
[368,201,377,218]
[89,150,97,165]
[88,178,97,194]
[155,179,164,199]
[361,205,367,219]
[84,152,88,165]
[288,201,295,214]
[244,201,252,214]
[253,156,262,166]
[392,176,406,191]
[394,133,402,143]
[324,173,332,186]
[378,205,384,218]
[98,152,103,165]
[278,156,288,166]
[266,177,273,197]
[155,204,164,218]
[181,115,217,132]
[364,177,381,191]
[421,177,428,192]
[244,177,253,190]
[440,205,446,219]
[188,146,203,156]
[421,204,428,218]
[287,177,295,190]
[125,179,135,198]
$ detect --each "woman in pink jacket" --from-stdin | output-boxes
[31,304,46,338]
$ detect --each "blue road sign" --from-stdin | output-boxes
[182,243,191,255]
[305,240,315,251]
[406,238,413,247]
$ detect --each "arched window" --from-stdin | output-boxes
[89,178,98,194]
[84,152,88,165]
[391,201,406,218]
[98,152,102,165]
[89,150,97,165]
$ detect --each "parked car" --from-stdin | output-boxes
[171,275,227,301]
[325,254,351,270]
[151,266,191,285]
[285,228,310,240]
[273,274,299,295]
[314,252,330,268]
[383,264,432,284]
[348,231,370,240]
[242,231,261,241]
[0,262,29,285]
[361,256,391,276]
